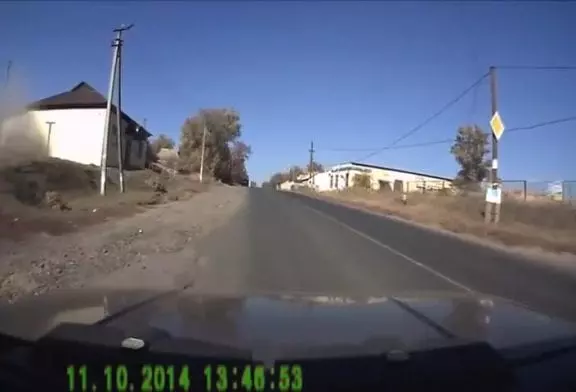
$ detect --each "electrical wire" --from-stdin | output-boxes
[318,115,576,154]
[353,72,490,163]
[323,66,575,160]
[496,65,576,71]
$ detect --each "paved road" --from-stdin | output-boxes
[192,188,576,322]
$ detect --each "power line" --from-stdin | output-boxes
[354,71,490,163]
[318,115,576,154]
[496,65,576,71]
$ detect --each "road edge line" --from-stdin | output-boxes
[301,203,475,294]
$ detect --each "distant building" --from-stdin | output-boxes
[308,162,452,193]
[156,147,179,162]
[0,81,151,169]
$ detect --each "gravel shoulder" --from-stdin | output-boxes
[0,185,248,304]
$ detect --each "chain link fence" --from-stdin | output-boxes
[400,180,575,205]
[500,180,574,204]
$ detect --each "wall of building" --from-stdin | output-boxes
[311,163,452,193]
[368,168,452,193]
[1,108,106,166]
[108,111,148,170]
[279,181,295,191]
[0,108,148,169]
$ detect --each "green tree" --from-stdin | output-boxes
[150,134,175,154]
[353,173,371,189]
[178,108,251,183]
[450,125,490,190]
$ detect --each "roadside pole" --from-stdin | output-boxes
[4,60,11,89]
[45,121,55,154]
[100,24,133,196]
[484,66,504,223]
[309,140,315,187]
[199,117,207,183]
[114,26,129,193]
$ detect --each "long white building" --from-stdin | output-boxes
[307,162,452,193]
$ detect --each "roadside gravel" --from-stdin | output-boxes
[0,185,247,304]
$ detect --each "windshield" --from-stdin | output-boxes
[1,2,576,357]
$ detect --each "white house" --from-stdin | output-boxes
[0,81,151,169]
[308,162,452,193]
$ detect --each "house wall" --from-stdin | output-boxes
[0,108,148,169]
[108,111,148,169]
[279,181,295,190]
[308,171,331,191]
[1,108,106,166]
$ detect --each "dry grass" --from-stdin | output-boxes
[301,188,576,255]
[0,157,208,241]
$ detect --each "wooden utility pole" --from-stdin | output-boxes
[484,66,501,223]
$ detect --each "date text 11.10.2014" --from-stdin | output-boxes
[67,363,304,392]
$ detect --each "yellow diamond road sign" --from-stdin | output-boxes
[490,111,505,140]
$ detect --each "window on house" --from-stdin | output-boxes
[329,174,333,189]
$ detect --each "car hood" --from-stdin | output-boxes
[1,289,576,360]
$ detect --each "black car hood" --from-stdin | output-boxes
[1,288,576,360]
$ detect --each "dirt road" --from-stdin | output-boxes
[0,185,248,303]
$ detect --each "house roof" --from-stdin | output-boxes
[27,82,152,138]
[28,82,107,109]
[336,161,452,182]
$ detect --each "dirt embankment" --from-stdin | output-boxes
[0,181,247,304]
[0,158,210,242]
[298,188,576,256]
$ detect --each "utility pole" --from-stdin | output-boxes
[308,140,315,186]
[114,24,130,193]
[199,117,207,183]
[45,121,55,154]
[4,60,11,89]
[484,66,500,223]
[100,24,133,196]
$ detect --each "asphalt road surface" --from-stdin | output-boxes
[192,188,576,322]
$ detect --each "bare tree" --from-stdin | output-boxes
[308,161,324,173]
[229,140,252,184]
[288,165,304,181]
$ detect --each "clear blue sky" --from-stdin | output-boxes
[1,1,575,184]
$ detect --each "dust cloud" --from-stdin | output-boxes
[0,68,47,167]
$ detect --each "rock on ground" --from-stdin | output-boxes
[0,185,248,304]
